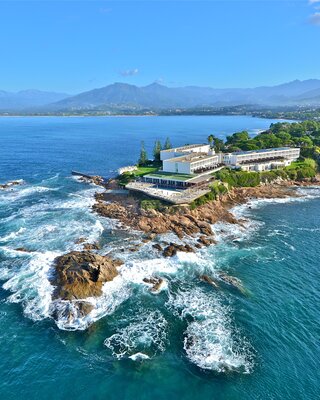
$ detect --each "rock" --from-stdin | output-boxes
[14,247,32,253]
[0,180,23,190]
[152,243,163,252]
[200,274,219,289]
[196,221,213,236]
[163,242,194,257]
[198,236,216,246]
[75,237,86,244]
[83,242,100,251]
[50,251,122,301]
[163,245,177,257]
[79,175,106,187]
[218,272,246,294]
[143,276,166,293]
[76,301,94,317]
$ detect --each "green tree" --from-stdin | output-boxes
[138,141,148,166]
[208,134,224,152]
[153,140,162,161]
[164,137,172,150]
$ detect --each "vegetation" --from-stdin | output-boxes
[140,199,167,211]
[164,137,172,150]
[153,140,162,161]
[214,169,261,187]
[207,134,225,152]
[213,158,317,189]
[117,165,159,186]
[223,121,320,163]
[190,182,228,209]
[138,141,148,166]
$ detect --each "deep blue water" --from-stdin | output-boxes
[0,116,319,400]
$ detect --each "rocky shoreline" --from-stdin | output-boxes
[91,178,314,255]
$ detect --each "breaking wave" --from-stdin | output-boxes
[104,309,168,359]
[167,287,254,373]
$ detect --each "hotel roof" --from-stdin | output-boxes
[164,153,218,163]
[233,147,297,155]
[161,144,208,152]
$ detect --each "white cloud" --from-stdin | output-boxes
[119,68,139,77]
[309,12,320,24]
[309,0,320,4]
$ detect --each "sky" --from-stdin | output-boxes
[0,0,320,94]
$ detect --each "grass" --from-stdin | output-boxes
[145,171,196,181]
[285,161,307,170]
[134,166,159,176]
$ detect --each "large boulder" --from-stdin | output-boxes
[51,251,122,301]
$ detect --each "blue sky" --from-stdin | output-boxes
[0,0,319,93]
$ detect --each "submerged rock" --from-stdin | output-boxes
[14,247,33,253]
[128,352,150,361]
[218,272,246,295]
[50,251,122,301]
[200,274,219,289]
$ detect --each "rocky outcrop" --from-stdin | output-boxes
[0,180,23,189]
[198,236,216,246]
[143,276,166,293]
[162,242,194,257]
[78,175,106,187]
[50,251,122,301]
[83,242,100,251]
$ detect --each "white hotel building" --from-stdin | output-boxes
[141,144,300,188]
[160,144,221,175]
[222,147,300,172]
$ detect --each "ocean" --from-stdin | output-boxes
[0,116,319,400]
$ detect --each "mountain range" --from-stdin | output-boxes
[2,79,320,112]
[0,90,69,111]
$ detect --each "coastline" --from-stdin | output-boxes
[91,178,318,256]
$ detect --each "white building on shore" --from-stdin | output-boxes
[222,147,300,172]
[140,144,300,188]
[162,152,221,174]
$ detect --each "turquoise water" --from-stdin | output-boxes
[0,116,319,399]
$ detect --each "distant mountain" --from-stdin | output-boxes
[0,89,70,111]
[49,79,320,111]
[2,79,320,112]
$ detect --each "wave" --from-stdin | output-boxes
[104,309,168,359]
[2,251,58,321]
[0,185,56,203]
[0,227,26,243]
[166,287,254,373]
